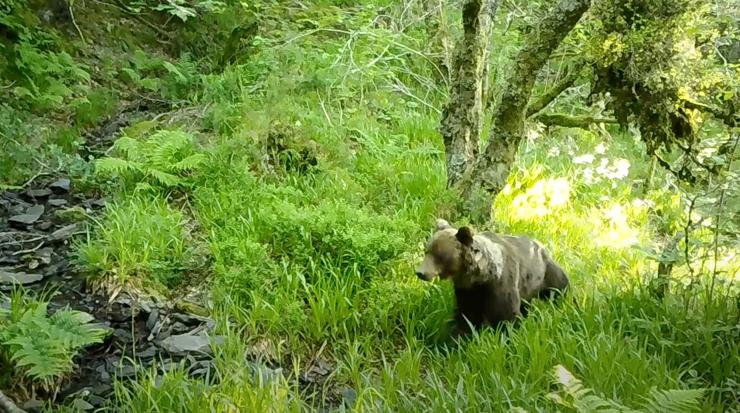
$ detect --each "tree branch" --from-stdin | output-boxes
[526,68,581,117]
[532,113,617,129]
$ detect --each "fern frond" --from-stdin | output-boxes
[171,153,206,171]
[641,388,705,413]
[49,309,109,348]
[147,168,183,187]
[146,130,195,170]
[110,136,141,158]
[95,157,144,176]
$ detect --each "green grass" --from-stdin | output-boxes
[2,1,737,412]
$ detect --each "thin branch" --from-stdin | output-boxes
[526,68,581,117]
[532,113,617,129]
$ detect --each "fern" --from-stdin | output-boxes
[641,388,705,413]
[549,365,705,413]
[0,290,110,392]
[94,128,206,191]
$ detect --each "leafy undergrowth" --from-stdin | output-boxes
[2,0,738,412]
[0,288,110,398]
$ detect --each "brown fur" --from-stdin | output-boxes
[416,219,569,335]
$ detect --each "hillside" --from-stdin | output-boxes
[1,1,738,412]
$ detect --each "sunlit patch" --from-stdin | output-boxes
[547,147,561,157]
[594,143,607,154]
[510,177,571,221]
[591,203,641,249]
[573,154,595,164]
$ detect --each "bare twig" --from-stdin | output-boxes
[12,241,46,256]
[68,0,86,44]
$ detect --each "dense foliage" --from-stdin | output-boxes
[0,0,738,412]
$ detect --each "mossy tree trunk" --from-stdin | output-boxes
[439,0,498,188]
[443,0,591,223]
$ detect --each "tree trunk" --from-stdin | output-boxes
[439,0,498,188]
[458,0,592,223]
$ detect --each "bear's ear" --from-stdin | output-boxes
[456,226,474,246]
[435,218,451,231]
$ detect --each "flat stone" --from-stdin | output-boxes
[50,223,78,241]
[36,220,53,230]
[8,204,45,225]
[172,312,212,326]
[159,334,225,356]
[49,178,71,193]
[342,387,357,406]
[171,321,190,334]
[48,198,68,207]
[0,269,44,287]
[37,247,53,265]
[137,345,158,360]
[88,395,107,408]
[146,309,159,331]
[22,399,44,412]
[114,364,137,378]
[26,188,52,198]
[71,398,94,411]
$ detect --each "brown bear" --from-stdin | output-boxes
[415,219,569,336]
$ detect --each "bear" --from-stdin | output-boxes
[415,218,569,336]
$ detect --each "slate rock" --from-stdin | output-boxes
[96,365,111,382]
[137,345,158,360]
[71,398,94,411]
[171,321,191,334]
[92,384,112,396]
[146,309,159,330]
[114,364,137,378]
[8,204,45,225]
[49,178,71,193]
[159,334,225,356]
[37,247,53,265]
[26,188,52,198]
[22,399,44,413]
[37,220,53,230]
[172,312,212,326]
[88,394,107,408]
[50,223,78,241]
[0,268,44,287]
[48,198,69,207]
[341,387,358,407]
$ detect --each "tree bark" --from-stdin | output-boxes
[458,0,592,223]
[439,0,498,188]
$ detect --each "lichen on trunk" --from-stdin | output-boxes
[439,0,498,188]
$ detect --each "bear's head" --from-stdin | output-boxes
[415,218,476,282]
